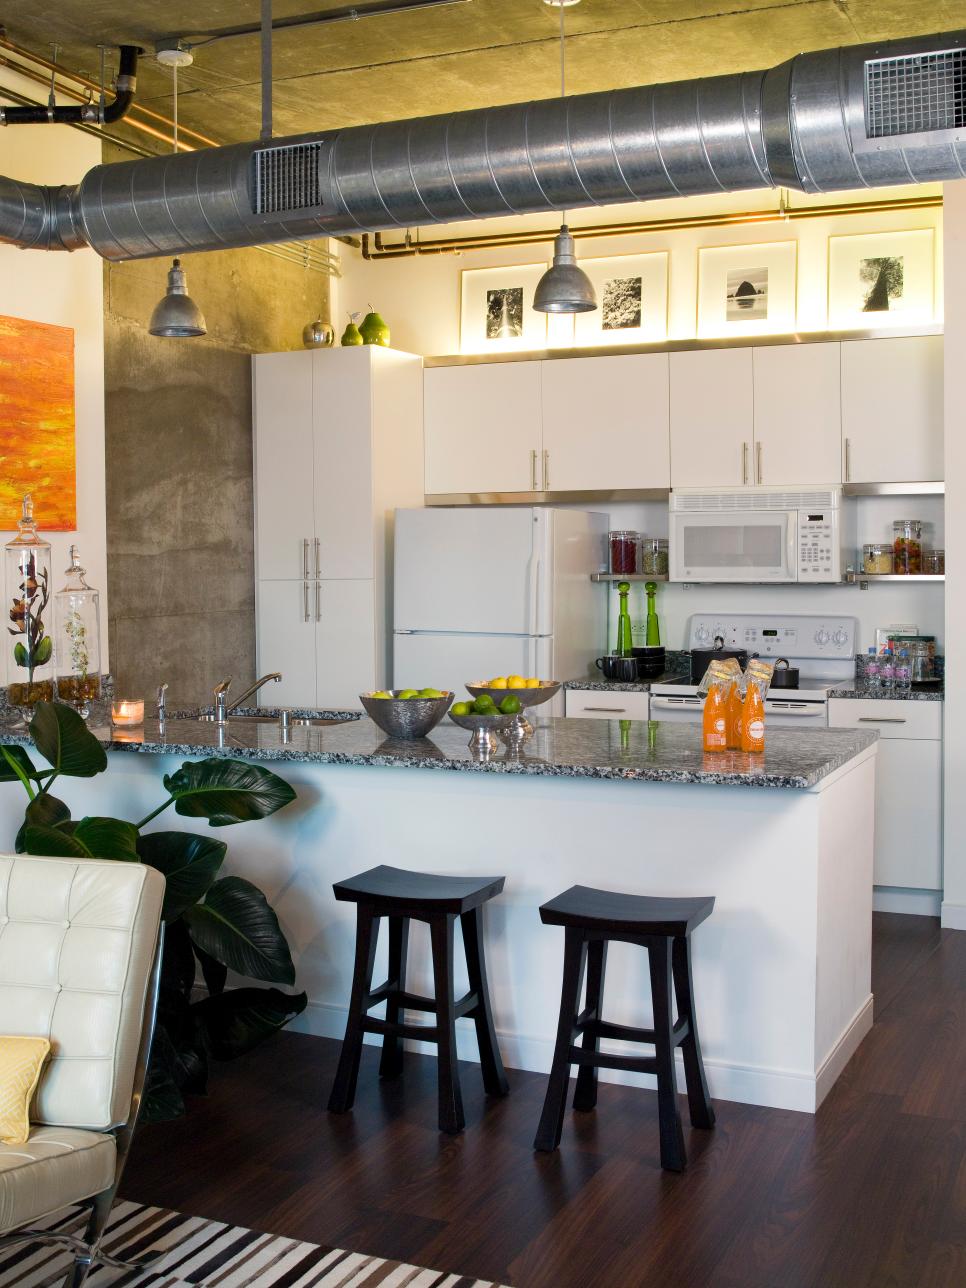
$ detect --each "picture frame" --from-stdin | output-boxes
[572,252,669,346]
[459,262,548,353]
[697,240,798,338]
[827,228,935,329]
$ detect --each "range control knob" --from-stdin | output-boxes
[833,628,849,647]
[814,628,830,646]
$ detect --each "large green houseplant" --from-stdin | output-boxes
[0,701,306,1120]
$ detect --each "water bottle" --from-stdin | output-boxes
[879,649,896,692]
[865,647,881,691]
[895,649,912,694]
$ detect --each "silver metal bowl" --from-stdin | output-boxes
[448,710,515,758]
[465,680,561,709]
[360,691,453,739]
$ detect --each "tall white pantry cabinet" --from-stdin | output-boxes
[252,346,423,710]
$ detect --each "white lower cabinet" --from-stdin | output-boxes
[565,689,651,720]
[255,580,318,708]
[828,699,943,891]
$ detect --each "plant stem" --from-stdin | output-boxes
[0,747,35,801]
[135,797,174,830]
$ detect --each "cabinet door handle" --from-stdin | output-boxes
[582,705,629,713]
[858,716,907,724]
[530,448,538,490]
[302,538,310,579]
[756,441,763,485]
[303,581,310,622]
[315,581,321,622]
[314,536,321,579]
[742,441,749,485]
[543,449,550,491]
[844,437,852,483]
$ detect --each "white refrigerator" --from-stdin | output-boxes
[393,507,608,714]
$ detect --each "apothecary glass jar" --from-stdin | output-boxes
[4,494,53,709]
[893,520,923,574]
[54,545,101,716]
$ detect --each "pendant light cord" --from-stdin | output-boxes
[560,0,567,226]
[172,63,178,152]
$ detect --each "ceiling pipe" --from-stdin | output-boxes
[0,44,140,126]
[0,28,965,259]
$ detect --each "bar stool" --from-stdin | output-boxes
[327,864,509,1134]
[533,885,715,1171]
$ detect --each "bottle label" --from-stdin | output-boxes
[748,719,765,741]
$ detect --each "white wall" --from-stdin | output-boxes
[0,70,108,680]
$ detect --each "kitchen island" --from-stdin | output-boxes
[0,711,877,1114]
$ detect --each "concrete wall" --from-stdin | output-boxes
[103,141,332,708]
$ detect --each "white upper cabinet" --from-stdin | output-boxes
[841,335,944,483]
[312,348,374,580]
[670,348,753,488]
[253,351,315,580]
[541,354,670,491]
[424,362,541,495]
[752,343,842,487]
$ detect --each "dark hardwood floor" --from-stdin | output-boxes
[123,913,962,1287]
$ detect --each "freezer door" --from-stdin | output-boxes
[393,632,544,700]
[394,507,542,635]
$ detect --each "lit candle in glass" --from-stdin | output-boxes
[111,698,144,726]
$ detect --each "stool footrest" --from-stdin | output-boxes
[364,1016,440,1042]
[364,987,480,1019]
[575,1016,691,1047]
[570,1045,658,1076]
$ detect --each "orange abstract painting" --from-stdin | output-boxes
[0,315,76,530]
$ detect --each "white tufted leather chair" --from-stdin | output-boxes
[0,854,164,1287]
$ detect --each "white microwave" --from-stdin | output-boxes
[668,488,854,583]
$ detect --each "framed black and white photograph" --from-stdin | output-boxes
[460,262,548,352]
[573,252,669,345]
[828,229,935,329]
[697,240,797,337]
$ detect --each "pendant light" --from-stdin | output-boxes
[534,0,596,315]
[148,55,207,339]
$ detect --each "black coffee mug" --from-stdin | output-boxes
[595,655,639,682]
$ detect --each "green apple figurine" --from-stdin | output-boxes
[359,308,391,346]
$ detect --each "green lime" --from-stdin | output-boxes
[396,688,419,700]
[418,687,445,698]
[370,691,392,699]
[499,694,522,715]
[472,696,496,714]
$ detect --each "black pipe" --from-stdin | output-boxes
[0,45,140,126]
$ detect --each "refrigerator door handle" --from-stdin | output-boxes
[526,551,542,637]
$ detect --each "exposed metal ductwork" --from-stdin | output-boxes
[1,29,965,260]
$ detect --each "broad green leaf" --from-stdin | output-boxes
[0,744,38,783]
[160,918,197,1001]
[13,643,27,668]
[192,987,307,1060]
[137,831,227,922]
[33,635,52,666]
[194,944,228,997]
[164,758,296,827]
[15,792,70,853]
[30,701,107,778]
[142,1025,187,1123]
[185,876,296,985]
[24,815,139,861]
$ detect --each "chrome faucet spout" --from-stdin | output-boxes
[227,672,282,714]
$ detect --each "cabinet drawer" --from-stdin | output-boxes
[828,699,942,741]
[566,690,650,720]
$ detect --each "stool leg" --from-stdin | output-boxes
[534,928,586,1152]
[379,915,410,1081]
[573,938,608,1111]
[461,906,509,1098]
[673,934,715,1130]
[648,936,687,1172]
[328,906,379,1114]
[430,913,465,1135]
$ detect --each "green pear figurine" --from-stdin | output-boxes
[341,317,363,346]
[359,309,390,346]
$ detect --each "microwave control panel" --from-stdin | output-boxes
[798,509,838,581]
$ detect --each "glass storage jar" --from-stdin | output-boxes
[893,520,923,574]
[608,530,640,575]
[54,545,101,717]
[863,543,894,575]
[4,494,53,709]
[640,537,669,577]
[923,549,945,575]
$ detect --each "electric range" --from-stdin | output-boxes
[649,613,858,729]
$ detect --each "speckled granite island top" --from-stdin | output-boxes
[828,683,944,702]
[0,711,877,790]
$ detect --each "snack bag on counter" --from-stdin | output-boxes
[697,656,743,697]
[745,657,775,700]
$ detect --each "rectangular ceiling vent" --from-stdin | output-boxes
[865,48,966,139]
[251,141,324,215]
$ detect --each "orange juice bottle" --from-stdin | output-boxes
[741,681,765,753]
[726,682,744,749]
[702,684,728,752]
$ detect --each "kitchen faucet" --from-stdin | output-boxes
[212,673,282,723]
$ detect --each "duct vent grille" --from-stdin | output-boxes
[251,142,324,215]
[865,48,966,139]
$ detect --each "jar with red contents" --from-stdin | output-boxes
[608,530,640,575]
[893,520,923,574]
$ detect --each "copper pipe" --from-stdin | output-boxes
[361,194,943,259]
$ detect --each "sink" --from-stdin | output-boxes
[184,714,350,729]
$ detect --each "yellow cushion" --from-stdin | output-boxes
[0,1037,51,1146]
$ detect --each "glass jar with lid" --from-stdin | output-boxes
[4,494,53,709]
[863,543,894,575]
[640,537,669,577]
[893,520,923,574]
[608,530,640,575]
[54,545,101,717]
[923,549,945,575]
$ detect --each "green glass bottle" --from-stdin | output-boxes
[615,580,633,656]
[644,580,661,647]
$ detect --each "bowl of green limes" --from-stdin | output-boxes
[448,694,516,756]
[360,688,453,739]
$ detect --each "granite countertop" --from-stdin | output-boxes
[828,683,944,703]
[563,670,689,694]
[0,709,877,791]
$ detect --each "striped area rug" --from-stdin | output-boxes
[0,1200,507,1287]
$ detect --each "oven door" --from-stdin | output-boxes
[669,510,797,582]
[649,693,828,728]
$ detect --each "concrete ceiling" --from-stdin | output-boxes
[5,0,966,148]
